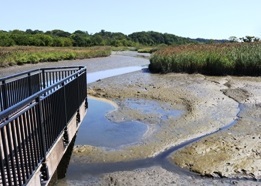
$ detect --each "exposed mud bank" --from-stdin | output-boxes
[72,71,260,182]
[170,76,261,180]
[57,165,259,186]
[74,72,237,162]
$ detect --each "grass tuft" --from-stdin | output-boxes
[0,46,111,67]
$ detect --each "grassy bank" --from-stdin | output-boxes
[0,46,111,67]
[149,43,261,76]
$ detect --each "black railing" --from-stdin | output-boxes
[0,67,81,112]
[0,66,87,186]
[0,70,41,112]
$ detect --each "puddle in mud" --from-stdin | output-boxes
[124,99,183,121]
[75,98,148,148]
[76,97,184,148]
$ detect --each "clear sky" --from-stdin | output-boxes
[0,0,260,39]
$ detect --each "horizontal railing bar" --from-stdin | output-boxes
[0,102,37,128]
[42,66,84,71]
[0,66,85,82]
[0,69,40,82]
[0,67,86,121]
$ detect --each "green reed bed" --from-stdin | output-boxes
[0,46,111,67]
[149,43,261,76]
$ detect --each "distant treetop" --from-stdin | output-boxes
[0,29,239,47]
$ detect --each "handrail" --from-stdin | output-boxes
[0,66,84,81]
[0,66,87,186]
[0,66,86,112]
[0,69,39,82]
[0,67,86,121]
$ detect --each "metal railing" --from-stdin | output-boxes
[0,66,87,186]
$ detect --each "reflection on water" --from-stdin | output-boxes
[75,98,148,148]
[124,99,183,121]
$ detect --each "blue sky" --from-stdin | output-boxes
[0,0,260,39]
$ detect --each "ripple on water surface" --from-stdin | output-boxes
[124,98,183,121]
[75,98,148,148]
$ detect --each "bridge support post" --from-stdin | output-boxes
[48,135,77,185]
[40,162,49,185]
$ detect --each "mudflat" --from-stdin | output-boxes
[70,70,260,185]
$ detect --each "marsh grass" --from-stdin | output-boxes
[0,46,111,67]
[149,43,261,76]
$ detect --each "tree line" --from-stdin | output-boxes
[0,29,222,47]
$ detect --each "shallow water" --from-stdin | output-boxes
[87,66,146,84]
[75,98,148,148]
[124,98,183,121]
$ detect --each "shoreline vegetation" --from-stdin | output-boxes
[149,42,261,76]
[0,46,111,67]
[1,29,260,77]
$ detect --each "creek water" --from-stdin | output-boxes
[87,66,147,84]
[75,98,148,148]
[75,97,183,148]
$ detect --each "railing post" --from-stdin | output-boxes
[85,97,88,109]
[0,144,6,186]
[2,80,8,109]
[36,97,49,183]
[62,82,69,146]
[42,69,46,90]
[28,72,32,95]
[84,69,88,110]
[61,82,68,123]
[76,73,81,126]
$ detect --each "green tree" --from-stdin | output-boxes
[34,34,53,46]
[0,32,15,46]
[228,36,238,42]
[240,36,258,42]
[46,29,71,38]
[71,34,90,46]
[10,30,31,45]
[91,35,105,46]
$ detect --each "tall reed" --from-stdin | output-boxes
[149,43,261,76]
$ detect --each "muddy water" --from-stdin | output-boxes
[75,96,184,149]
[75,98,148,148]
[124,98,183,121]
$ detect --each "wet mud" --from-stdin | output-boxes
[70,71,261,185]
